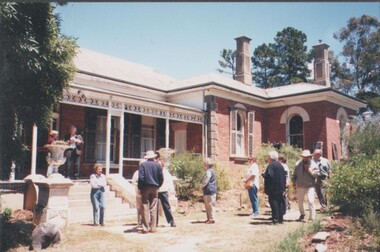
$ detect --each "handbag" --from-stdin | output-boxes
[244,181,253,190]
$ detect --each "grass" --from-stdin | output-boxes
[274,219,323,252]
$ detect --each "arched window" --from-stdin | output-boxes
[288,115,304,148]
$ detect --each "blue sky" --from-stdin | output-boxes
[56,3,380,79]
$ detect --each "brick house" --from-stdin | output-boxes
[27,36,365,178]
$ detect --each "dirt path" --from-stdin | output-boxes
[22,205,313,252]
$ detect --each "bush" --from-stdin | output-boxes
[170,152,204,200]
[349,114,380,156]
[328,152,380,216]
[1,207,12,223]
[214,163,230,192]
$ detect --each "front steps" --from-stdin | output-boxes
[68,180,136,224]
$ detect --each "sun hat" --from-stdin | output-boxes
[300,150,313,157]
[144,150,157,159]
[50,130,59,136]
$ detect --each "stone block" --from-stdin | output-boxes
[312,231,330,242]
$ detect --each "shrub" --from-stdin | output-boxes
[349,114,380,156]
[214,163,230,192]
[328,152,380,216]
[1,207,12,223]
[170,152,204,200]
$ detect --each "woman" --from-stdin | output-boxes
[243,156,260,217]
[201,158,217,224]
[90,163,106,226]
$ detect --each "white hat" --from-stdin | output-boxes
[144,150,157,159]
[50,130,59,136]
[301,150,313,157]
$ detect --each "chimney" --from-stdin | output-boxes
[235,36,252,85]
[312,42,331,87]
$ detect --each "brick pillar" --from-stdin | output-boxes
[205,95,218,160]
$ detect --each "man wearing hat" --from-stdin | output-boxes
[138,150,163,233]
[292,150,319,222]
[312,149,331,213]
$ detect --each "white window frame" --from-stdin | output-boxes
[287,114,304,149]
[230,107,246,158]
[248,111,255,157]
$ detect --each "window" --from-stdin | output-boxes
[288,115,304,148]
[230,108,246,157]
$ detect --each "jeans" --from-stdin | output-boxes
[296,187,316,220]
[157,191,174,224]
[204,194,216,221]
[91,188,105,225]
[66,149,80,179]
[248,185,259,214]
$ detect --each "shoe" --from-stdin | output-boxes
[268,222,278,225]
[205,220,215,224]
[204,220,210,223]
[150,229,157,233]
[297,215,305,221]
[93,223,99,226]
[170,222,176,227]
[140,230,148,234]
[100,223,105,227]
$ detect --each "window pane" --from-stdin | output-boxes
[289,115,303,134]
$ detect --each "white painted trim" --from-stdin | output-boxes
[165,117,169,148]
[105,109,112,175]
[118,104,124,175]
[280,106,310,124]
[31,124,38,175]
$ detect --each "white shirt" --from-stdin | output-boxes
[90,173,107,189]
[131,170,140,195]
[159,168,175,194]
[246,162,259,189]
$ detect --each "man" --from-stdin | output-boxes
[201,158,217,224]
[262,151,286,225]
[292,150,319,222]
[157,158,176,227]
[243,156,260,217]
[312,149,331,213]
[64,125,83,179]
[138,150,163,233]
[46,130,59,177]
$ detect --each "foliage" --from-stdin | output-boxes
[1,207,12,223]
[349,114,380,156]
[170,152,204,200]
[329,50,353,94]
[255,143,301,174]
[217,49,236,79]
[328,152,380,216]
[0,3,77,179]
[214,163,230,192]
[273,27,312,86]
[356,91,380,113]
[251,43,278,88]
[274,220,323,252]
[218,27,312,88]
[333,15,380,94]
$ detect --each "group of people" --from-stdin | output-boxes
[46,125,84,179]
[245,149,331,225]
[89,151,218,231]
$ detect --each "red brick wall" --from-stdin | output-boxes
[264,101,355,160]
[187,123,202,153]
[213,96,264,169]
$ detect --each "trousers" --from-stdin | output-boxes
[296,187,316,220]
[141,186,159,232]
[204,194,216,221]
[157,191,174,224]
[90,187,105,225]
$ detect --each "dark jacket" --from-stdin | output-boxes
[138,160,163,190]
[203,168,217,195]
[263,160,286,197]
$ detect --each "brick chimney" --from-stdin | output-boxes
[235,36,252,85]
[312,42,331,87]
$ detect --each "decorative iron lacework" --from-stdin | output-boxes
[62,93,109,108]
[62,92,204,123]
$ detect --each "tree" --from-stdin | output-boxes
[329,50,353,94]
[273,27,312,86]
[251,43,277,88]
[0,3,77,179]
[217,49,236,79]
[334,15,380,94]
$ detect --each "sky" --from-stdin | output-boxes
[56,2,380,80]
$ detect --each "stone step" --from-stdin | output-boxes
[69,190,116,200]
[69,185,111,194]
[69,197,123,208]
